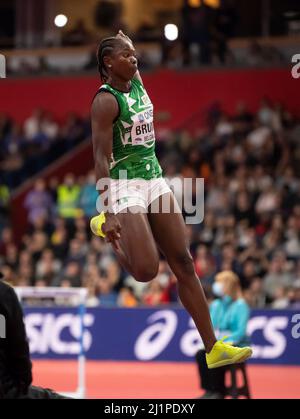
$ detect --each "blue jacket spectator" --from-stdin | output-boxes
[196,271,251,399]
[79,172,99,218]
[210,296,250,346]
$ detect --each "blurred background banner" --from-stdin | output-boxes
[24,307,300,365]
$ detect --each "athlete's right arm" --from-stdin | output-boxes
[91,92,121,247]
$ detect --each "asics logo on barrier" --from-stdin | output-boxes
[25,313,95,355]
[291,314,300,339]
[135,311,292,361]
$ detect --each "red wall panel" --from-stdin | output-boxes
[0,68,299,131]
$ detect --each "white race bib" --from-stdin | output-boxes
[131,108,155,147]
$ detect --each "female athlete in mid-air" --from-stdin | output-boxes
[91,30,252,368]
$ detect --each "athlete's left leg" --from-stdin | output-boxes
[147,192,217,353]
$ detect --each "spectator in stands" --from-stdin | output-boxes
[24,179,54,225]
[2,122,24,157]
[256,184,280,217]
[57,174,81,219]
[142,279,170,306]
[0,227,14,257]
[123,273,148,302]
[0,138,24,189]
[18,250,33,271]
[40,112,59,143]
[257,98,275,127]
[206,177,231,216]
[35,248,62,286]
[0,183,10,231]
[23,109,43,141]
[263,253,293,302]
[239,258,258,289]
[195,271,250,399]
[17,264,34,287]
[117,286,138,307]
[79,171,99,218]
[48,177,59,204]
[16,250,34,286]
[60,113,85,152]
[214,114,234,137]
[0,114,12,144]
[244,277,266,308]
[198,211,216,246]
[247,119,272,155]
[289,282,300,309]
[26,231,49,263]
[50,218,69,259]
[271,286,290,309]
[194,244,216,286]
[215,243,241,274]
[65,238,87,266]
[105,259,122,292]
[284,218,300,259]
[98,277,118,307]
[233,188,255,219]
[3,244,18,270]
[55,261,82,288]
[82,272,100,307]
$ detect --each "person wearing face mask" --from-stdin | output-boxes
[195,271,251,399]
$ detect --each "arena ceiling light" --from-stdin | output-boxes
[164,24,178,41]
[54,14,68,28]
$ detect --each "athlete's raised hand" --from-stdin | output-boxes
[102,213,122,251]
[116,30,143,85]
[116,30,132,44]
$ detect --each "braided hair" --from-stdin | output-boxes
[97,37,121,82]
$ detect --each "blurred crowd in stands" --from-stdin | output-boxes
[1,97,300,310]
[0,110,90,189]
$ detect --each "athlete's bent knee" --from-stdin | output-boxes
[133,264,159,283]
[172,252,195,278]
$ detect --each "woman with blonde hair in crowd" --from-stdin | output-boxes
[195,270,251,399]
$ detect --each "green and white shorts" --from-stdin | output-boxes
[109,177,172,214]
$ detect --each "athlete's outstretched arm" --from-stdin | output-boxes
[133,69,143,85]
[134,69,143,85]
[91,93,121,248]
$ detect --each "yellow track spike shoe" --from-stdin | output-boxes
[90,212,106,238]
[206,337,253,369]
